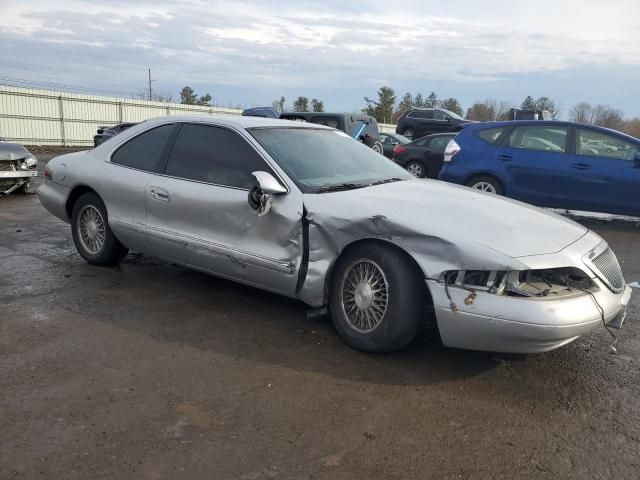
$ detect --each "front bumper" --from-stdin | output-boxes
[428,279,631,353]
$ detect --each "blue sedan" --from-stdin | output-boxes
[439,121,640,217]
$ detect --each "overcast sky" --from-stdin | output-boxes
[1,0,639,117]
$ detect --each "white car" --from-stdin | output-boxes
[37,116,631,353]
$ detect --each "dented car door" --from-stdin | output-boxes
[145,123,303,296]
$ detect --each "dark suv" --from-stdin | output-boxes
[396,108,471,140]
[279,112,383,154]
[94,123,137,147]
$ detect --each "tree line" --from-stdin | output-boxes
[362,86,640,137]
[272,96,324,113]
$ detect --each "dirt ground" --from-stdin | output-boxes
[1,154,639,479]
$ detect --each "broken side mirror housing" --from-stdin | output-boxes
[248,171,287,216]
[252,171,287,195]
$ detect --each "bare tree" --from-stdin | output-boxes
[569,102,624,129]
[132,89,174,102]
[592,105,624,129]
[569,102,592,124]
[272,96,286,114]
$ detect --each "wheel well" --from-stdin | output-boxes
[464,173,505,192]
[324,238,434,308]
[65,185,98,218]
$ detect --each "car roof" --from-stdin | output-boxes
[467,120,639,142]
[141,115,334,131]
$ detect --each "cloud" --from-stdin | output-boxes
[0,0,639,113]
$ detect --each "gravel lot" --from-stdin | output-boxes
[1,152,639,479]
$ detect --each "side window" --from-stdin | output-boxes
[165,124,273,189]
[508,126,567,153]
[411,110,433,119]
[577,129,638,160]
[413,137,430,147]
[475,127,506,145]
[432,110,449,121]
[111,124,175,172]
[429,136,451,151]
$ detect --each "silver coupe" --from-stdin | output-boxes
[37,116,631,353]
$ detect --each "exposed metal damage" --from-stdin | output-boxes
[0,141,38,195]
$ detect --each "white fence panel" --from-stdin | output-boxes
[0,85,244,146]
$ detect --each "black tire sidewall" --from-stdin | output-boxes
[329,243,424,352]
[403,128,415,139]
[71,192,127,266]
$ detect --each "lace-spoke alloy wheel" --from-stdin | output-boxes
[330,242,426,353]
[71,192,128,266]
[77,205,106,255]
[340,259,389,333]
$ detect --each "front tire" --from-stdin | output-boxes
[71,192,128,266]
[329,243,425,352]
[372,141,384,155]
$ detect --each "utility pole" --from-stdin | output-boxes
[148,68,152,101]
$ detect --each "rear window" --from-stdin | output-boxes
[310,116,339,129]
[475,127,506,145]
[111,124,175,172]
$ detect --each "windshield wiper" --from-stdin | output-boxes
[370,177,404,186]
[314,182,368,193]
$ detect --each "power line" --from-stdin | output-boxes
[0,75,133,97]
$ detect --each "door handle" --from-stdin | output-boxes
[498,155,512,161]
[572,163,591,170]
[149,187,171,202]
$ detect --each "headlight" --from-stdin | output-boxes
[24,156,38,169]
[440,267,594,297]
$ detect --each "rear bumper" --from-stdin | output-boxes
[428,279,631,353]
[36,181,71,222]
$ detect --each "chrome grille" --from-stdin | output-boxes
[592,248,624,292]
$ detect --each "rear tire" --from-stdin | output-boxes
[329,243,425,352]
[466,175,504,195]
[406,161,426,178]
[402,128,415,140]
[71,192,128,266]
[372,141,384,155]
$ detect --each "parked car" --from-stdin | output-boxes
[38,116,631,354]
[242,107,279,118]
[279,112,384,154]
[439,121,640,217]
[378,132,411,159]
[507,108,551,120]
[0,141,38,195]
[392,133,457,178]
[94,123,137,147]
[396,108,472,140]
[243,109,385,155]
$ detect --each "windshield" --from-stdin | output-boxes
[250,127,412,193]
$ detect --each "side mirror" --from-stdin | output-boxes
[252,171,287,194]
[248,171,286,216]
[634,152,640,168]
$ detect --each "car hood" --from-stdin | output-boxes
[0,142,34,161]
[302,179,588,259]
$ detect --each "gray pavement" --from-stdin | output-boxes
[1,154,638,479]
